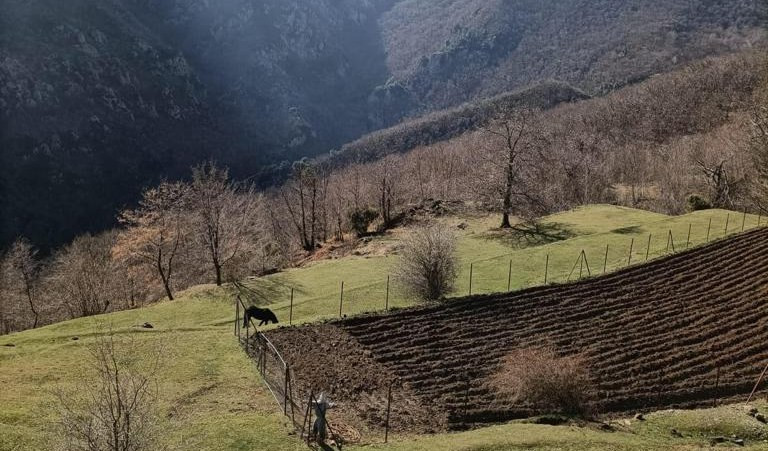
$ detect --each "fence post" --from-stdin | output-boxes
[384,381,393,443]
[686,223,692,249]
[603,244,609,274]
[304,390,315,444]
[742,208,747,232]
[289,288,294,326]
[283,366,289,415]
[645,234,652,261]
[627,238,634,266]
[339,281,344,318]
[578,251,584,279]
[544,254,549,284]
[385,275,390,311]
[468,263,473,295]
[706,217,712,242]
[759,212,763,227]
[724,213,730,236]
[235,300,240,338]
[666,230,675,253]
[507,259,513,291]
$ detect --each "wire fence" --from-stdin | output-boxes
[234,210,766,446]
[234,291,395,447]
[242,210,766,325]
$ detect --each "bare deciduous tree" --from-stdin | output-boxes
[480,110,546,228]
[281,159,320,251]
[2,238,42,328]
[116,182,188,300]
[51,232,123,318]
[394,223,458,301]
[189,162,261,285]
[54,332,164,451]
[749,80,768,212]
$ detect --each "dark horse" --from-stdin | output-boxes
[243,306,279,327]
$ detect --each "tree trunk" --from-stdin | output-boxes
[215,262,222,286]
[22,274,39,328]
[157,250,174,300]
[501,163,514,229]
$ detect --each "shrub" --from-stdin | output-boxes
[348,208,379,237]
[53,333,165,451]
[687,194,712,211]
[394,223,458,301]
[491,347,593,417]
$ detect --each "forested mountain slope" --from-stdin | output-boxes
[0,0,764,250]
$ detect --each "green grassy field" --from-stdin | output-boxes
[1,205,765,450]
[245,205,761,326]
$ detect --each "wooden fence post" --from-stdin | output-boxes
[284,366,289,415]
[339,281,344,318]
[603,244,609,274]
[645,234,652,261]
[468,263,473,295]
[305,391,314,444]
[289,288,294,326]
[235,301,240,338]
[706,217,712,242]
[507,259,513,291]
[385,275,390,311]
[544,254,549,284]
[686,223,692,249]
[724,213,730,236]
[384,381,393,443]
[627,238,634,266]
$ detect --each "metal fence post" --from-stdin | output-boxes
[742,208,747,232]
[339,281,344,318]
[627,238,634,266]
[468,263,473,295]
[507,259,513,291]
[686,223,692,249]
[645,234,652,261]
[544,254,549,284]
[289,288,294,326]
[603,244,609,274]
[666,230,675,253]
[385,275,390,311]
[724,213,730,236]
[706,217,712,242]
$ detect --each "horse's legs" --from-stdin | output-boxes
[259,320,266,326]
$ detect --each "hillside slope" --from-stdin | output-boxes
[377,0,765,121]
[0,0,764,250]
[270,224,768,430]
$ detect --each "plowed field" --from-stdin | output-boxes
[268,226,768,431]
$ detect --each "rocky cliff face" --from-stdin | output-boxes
[0,0,764,250]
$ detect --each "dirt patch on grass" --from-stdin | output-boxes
[267,323,446,435]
